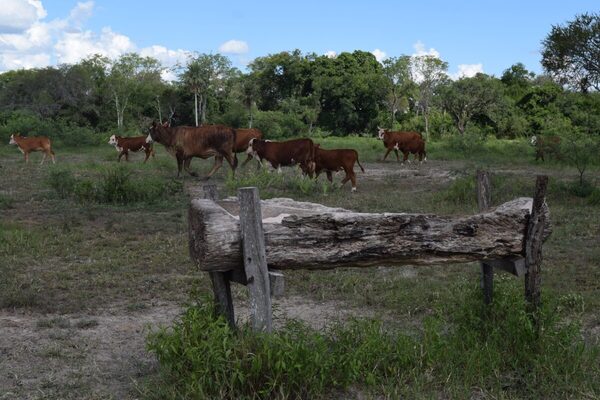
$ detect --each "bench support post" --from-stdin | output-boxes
[239,187,273,332]
[477,170,494,304]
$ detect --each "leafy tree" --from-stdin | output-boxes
[541,12,600,92]
[106,53,162,129]
[560,130,600,185]
[412,55,448,139]
[381,55,414,128]
[439,74,504,135]
[179,54,234,126]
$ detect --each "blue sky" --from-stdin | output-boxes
[1,0,598,77]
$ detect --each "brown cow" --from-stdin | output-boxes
[145,122,237,179]
[9,133,56,164]
[234,128,263,167]
[531,135,561,162]
[301,145,365,192]
[377,127,426,163]
[108,134,155,163]
[246,138,315,173]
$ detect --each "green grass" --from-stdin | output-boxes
[143,282,599,399]
[1,138,599,398]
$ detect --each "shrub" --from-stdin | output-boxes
[144,282,599,399]
[253,110,307,138]
[47,167,77,199]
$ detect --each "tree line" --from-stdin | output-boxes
[0,12,598,146]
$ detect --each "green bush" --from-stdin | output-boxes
[47,165,182,205]
[253,110,307,138]
[144,282,599,399]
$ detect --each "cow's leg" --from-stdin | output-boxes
[40,152,47,165]
[402,151,409,164]
[382,148,392,161]
[118,151,125,162]
[224,153,237,176]
[348,169,357,192]
[143,149,151,163]
[394,149,400,162]
[125,151,129,162]
[203,156,223,180]
[184,157,199,177]
[326,171,333,183]
[241,153,254,167]
[24,152,29,163]
[50,150,56,164]
[176,155,184,178]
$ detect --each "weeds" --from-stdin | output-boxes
[145,282,599,399]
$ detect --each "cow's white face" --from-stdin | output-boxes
[9,134,16,145]
[377,128,386,140]
[246,138,256,155]
[146,133,153,144]
[530,136,538,146]
[108,135,117,145]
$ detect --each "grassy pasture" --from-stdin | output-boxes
[0,137,599,399]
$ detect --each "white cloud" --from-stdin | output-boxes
[412,40,440,58]
[324,50,337,58]
[371,48,386,62]
[218,39,248,54]
[140,45,190,81]
[0,0,47,33]
[68,1,94,28]
[54,27,135,64]
[451,63,484,79]
[0,52,50,69]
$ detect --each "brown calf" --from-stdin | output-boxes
[146,122,237,179]
[234,128,263,167]
[377,127,426,163]
[531,135,561,162]
[108,135,155,163]
[246,138,316,173]
[302,145,365,192]
[9,133,55,164]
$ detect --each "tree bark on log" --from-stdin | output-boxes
[188,197,551,272]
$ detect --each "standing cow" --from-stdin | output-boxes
[108,135,155,163]
[531,135,561,162]
[377,127,426,163]
[234,128,263,167]
[301,145,365,192]
[246,138,316,174]
[145,122,237,179]
[9,133,56,164]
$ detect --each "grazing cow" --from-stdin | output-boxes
[145,122,237,179]
[531,135,561,162]
[9,133,55,164]
[234,128,263,167]
[246,138,316,173]
[301,145,365,192]
[108,135,155,163]
[377,127,426,163]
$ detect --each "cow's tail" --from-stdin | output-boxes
[355,151,365,173]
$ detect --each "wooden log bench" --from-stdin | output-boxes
[188,173,550,332]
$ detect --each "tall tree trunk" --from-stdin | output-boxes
[201,95,207,124]
[155,96,162,123]
[114,93,121,129]
[194,92,199,127]
[424,111,430,140]
[248,106,253,128]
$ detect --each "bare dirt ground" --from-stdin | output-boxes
[1,154,598,399]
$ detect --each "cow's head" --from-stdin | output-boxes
[9,134,16,145]
[377,126,386,140]
[108,134,118,145]
[530,135,538,146]
[246,138,257,155]
[146,121,159,144]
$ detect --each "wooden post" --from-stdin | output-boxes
[477,170,494,305]
[239,187,272,332]
[525,175,548,312]
[201,184,236,329]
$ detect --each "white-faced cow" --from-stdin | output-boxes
[246,138,315,174]
[234,128,263,167]
[9,133,56,164]
[301,145,365,192]
[145,122,237,179]
[377,127,426,163]
[108,135,155,163]
[530,135,561,162]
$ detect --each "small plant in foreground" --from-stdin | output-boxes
[144,283,599,399]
